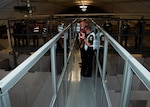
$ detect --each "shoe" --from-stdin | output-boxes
[83,74,92,77]
[80,71,84,76]
[79,62,82,65]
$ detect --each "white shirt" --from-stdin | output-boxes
[84,32,96,51]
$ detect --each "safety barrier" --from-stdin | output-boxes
[0,19,76,107]
[0,18,150,107]
[92,19,150,107]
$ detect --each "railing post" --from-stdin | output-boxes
[102,36,108,81]
[120,62,133,107]
[51,44,57,107]
[0,92,11,107]
[99,36,108,107]
[94,49,99,91]
[64,30,68,105]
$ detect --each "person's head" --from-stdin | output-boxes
[85,25,92,34]
[80,19,87,29]
[105,20,109,23]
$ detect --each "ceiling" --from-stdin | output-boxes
[0,0,150,21]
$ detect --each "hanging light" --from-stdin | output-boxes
[79,5,88,12]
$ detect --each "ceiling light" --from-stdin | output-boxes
[79,5,88,12]
[81,8,87,12]
[79,5,88,9]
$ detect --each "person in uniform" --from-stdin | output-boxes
[33,22,40,47]
[135,16,146,49]
[21,21,28,47]
[57,21,65,51]
[81,25,96,77]
[78,19,88,75]
[103,20,112,34]
[13,22,21,47]
[122,20,130,47]
[41,23,47,43]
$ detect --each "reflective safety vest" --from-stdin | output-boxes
[84,32,96,51]
[42,27,47,37]
[76,23,80,32]
[33,26,40,33]
[58,24,64,32]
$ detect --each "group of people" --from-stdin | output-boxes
[102,17,146,48]
[78,19,96,77]
[77,17,146,77]
[13,21,48,48]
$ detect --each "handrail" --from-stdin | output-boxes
[0,19,75,94]
[0,18,149,107]
[93,20,150,90]
[91,19,150,107]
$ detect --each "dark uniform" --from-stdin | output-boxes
[81,29,95,77]
[33,23,40,47]
[135,17,146,49]
[42,25,47,43]
[122,20,130,47]
[20,21,28,47]
[13,23,21,47]
[103,20,112,34]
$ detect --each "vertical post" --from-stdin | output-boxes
[6,21,12,48]
[120,63,133,107]
[99,36,108,107]
[102,36,108,81]
[99,78,104,107]
[94,49,99,91]
[64,31,67,69]
[64,30,68,105]
[51,44,57,107]
[119,19,123,45]
[69,26,72,51]
[0,92,11,107]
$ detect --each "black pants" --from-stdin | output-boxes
[81,49,94,76]
[33,36,39,47]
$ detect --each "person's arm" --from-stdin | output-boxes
[84,38,91,47]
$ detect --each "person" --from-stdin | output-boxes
[78,19,87,74]
[103,20,112,34]
[41,23,47,43]
[81,25,96,77]
[13,22,21,47]
[33,22,40,47]
[20,20,28,47]
[57,21,65,51]
[135,16,146,49]
[122,20,130,47]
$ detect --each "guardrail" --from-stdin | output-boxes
[0,18,149,107]
[92,19,150,107]
[0,19,76,107]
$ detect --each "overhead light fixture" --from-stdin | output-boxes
[79,5,88,12]
[79,5,88,9]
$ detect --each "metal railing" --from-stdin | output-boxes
[0,19,76,107]
[92,19,150,107]
[0,18,150,107]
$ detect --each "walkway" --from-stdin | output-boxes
[66,50,97,107]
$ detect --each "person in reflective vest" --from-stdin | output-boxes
[78,19,88,75]
[42,23,47,43]
[81,25,96,77]
[33,22,40,47]
[57,21,65,51]
[122,20,130,47]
